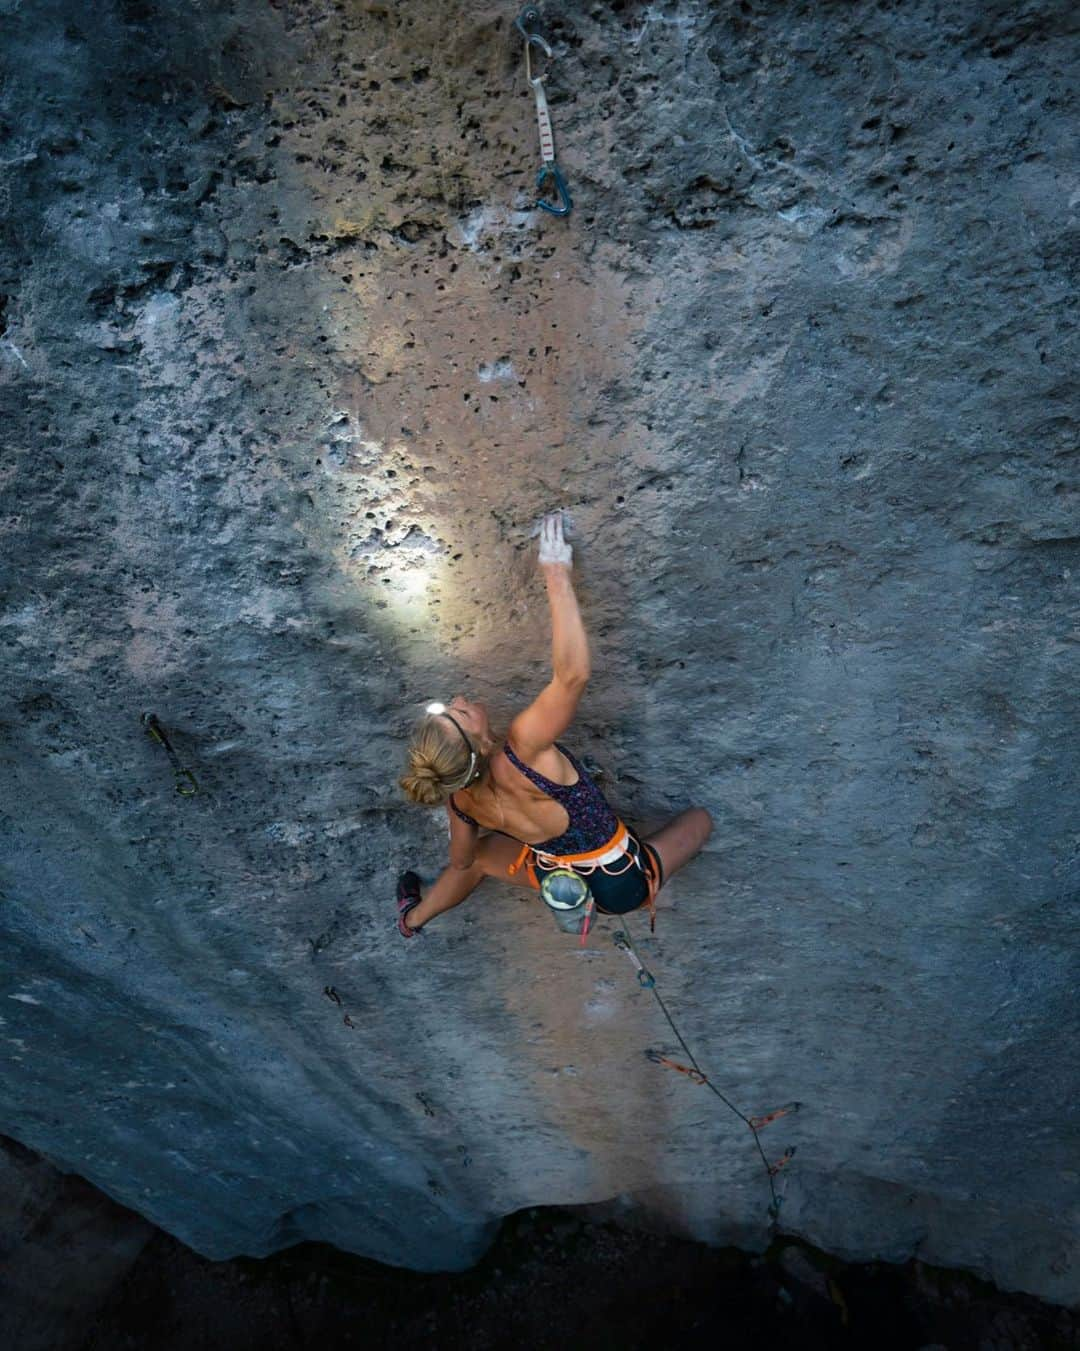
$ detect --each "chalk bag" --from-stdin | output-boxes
[539,868,592,934]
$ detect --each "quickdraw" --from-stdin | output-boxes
[647,1050,801,1136]
[614,929,655,988]
[646,1049,707,1084]
[749,1102,802,1132]
[516,5,572,216]
[142,713,199,796]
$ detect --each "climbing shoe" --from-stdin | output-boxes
[396,871,423,937]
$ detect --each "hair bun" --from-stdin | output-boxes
[400,714,482,807]
[399,758,450,806]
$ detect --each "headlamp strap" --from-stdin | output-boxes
[439,711,479,789]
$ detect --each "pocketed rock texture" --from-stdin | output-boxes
[0,0,1077,1306]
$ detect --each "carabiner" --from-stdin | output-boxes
[536,161,572,216]
[518,5,553,87]
[524,33,553,86]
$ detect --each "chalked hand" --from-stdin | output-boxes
[538,510,573,566]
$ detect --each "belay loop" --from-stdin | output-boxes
[516,5,573,217]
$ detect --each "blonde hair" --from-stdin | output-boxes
[399,715,483,806]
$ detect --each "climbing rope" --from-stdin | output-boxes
[613,923,800,1222]
[516,5,572,216]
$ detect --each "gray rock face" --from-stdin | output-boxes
[0,0,1077,1305]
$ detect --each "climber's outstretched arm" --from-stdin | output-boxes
[539,511,589,686]
[509,511,589,756]
[543,564,590,687]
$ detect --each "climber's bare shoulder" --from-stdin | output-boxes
[455,751,568,841]
[506,675,587,766]
[503,741,577,786]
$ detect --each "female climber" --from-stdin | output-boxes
[396,510,713,936]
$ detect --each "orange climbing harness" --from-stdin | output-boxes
[507,818,660,932]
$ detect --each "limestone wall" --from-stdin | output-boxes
[0,0,1076,1303]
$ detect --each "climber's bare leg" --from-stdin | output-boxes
[643,807,713,887]
[406,833,538,930]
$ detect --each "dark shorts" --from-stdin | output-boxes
[531,827,664,916]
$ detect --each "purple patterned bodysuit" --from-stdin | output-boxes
[448,742,663,916]
[450,742,617,851]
